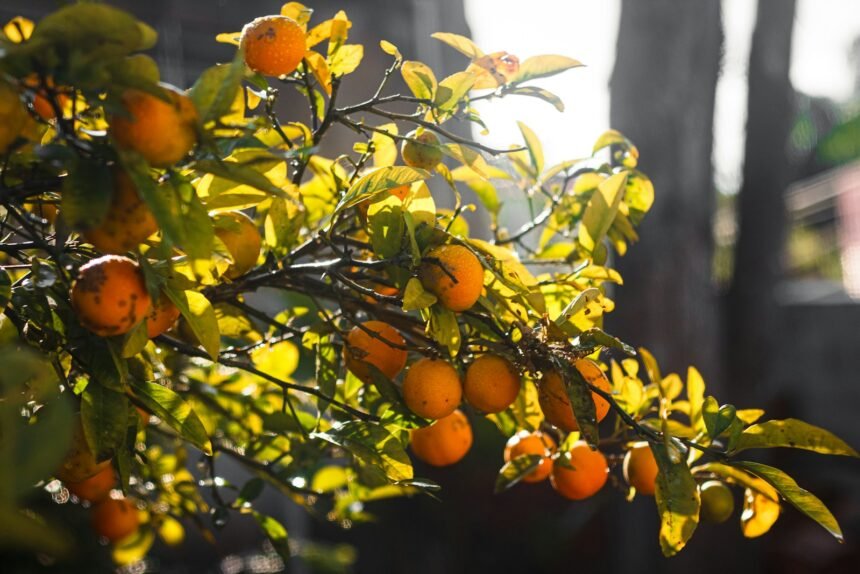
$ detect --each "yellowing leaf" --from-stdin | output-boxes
[401,60,437,100]
[329,44,363,77]
[402,277,436,311]
[338,165,429,209]
[371,123,398,167]
[733,419,859,457]
[380,40,402,60]
[166,289,220,360]
[431,32,484,59]
[215,32,241,46]
[652,442,700,557]
[517,121,544,176]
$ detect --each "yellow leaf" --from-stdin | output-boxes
[3,16,34,43]
[371,123,398,167]
[215,31,241,46]
[329,44,363,77]
[431,32,484,60]
[305,50,332,95]
[741,489,781,538]
[401,61,437,100]
[280,2,313,28]
[380,40,402,60]
[251,340,300,381]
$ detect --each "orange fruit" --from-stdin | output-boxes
[623,441,659,495]
[344,320,407,383]
[0,80,29,153]
[66,464,115,503]
[464,353,521,413]
[358,184,410,220]
[240,15,307,77]
[110,83,198,167]
[401,129,443,170]
[83,171,157,254]
[71,255,152,337]
[551,440,608,500]
[418,244,483,312]
[402,357,463,419]
[538,359,611,432]
[23,74,69,120]
[503,430,556,483]
[214,211,262,279]
[91,498,140,543]
[410,409,473,467]
[28,200,58,225]
[56,416,111,484]
[146,292,180,339]
[701,481,735,523]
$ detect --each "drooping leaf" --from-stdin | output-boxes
[578,171,628,254]
[165,288,220,360]
[81,383,128,461]
[252,512,290,561]
[190,51,246,122]
[652,441,700,557]
[313,421,413,483]
[733,461,843,542]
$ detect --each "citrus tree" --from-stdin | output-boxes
[0,2,856,568]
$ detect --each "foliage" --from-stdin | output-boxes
[0,2,854,568]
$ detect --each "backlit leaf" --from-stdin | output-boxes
[732,419,858,457]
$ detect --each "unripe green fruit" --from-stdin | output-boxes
[700,480,734,524]
[401,130,443,170]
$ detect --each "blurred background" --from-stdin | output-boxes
[3,0,860,573]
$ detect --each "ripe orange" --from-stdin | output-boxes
[701,480,735,523]
[83,170,157,254]
[110,83,198,167]
[91,498,140,543]
[402,357,463,419]
[240,15,307,77]
[418,244,483,312]
[71,255,152,337]
[56,416,111,484]
[538,359,611,432]
[66,464,115,503]
[0,80,30,153]
[358,184,410,220]
[401,129,443,170]
[410,409,473,467]
[214,211,262,279]
[344,320,407,383]
[623,441,659,495]
[503,430,557,483]
[551,440,609,500]
[146,292,180,339]
[464,353,521,413]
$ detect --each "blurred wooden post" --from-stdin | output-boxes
[609,0,723,384]
[727,0,797,400]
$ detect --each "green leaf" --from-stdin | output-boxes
[651,441,700,557]
[367,198,405,259]
[465,179,500,215]
[313,421,413,483]
[554,287,599,326]
[494,454,542,493]
[329,44,364,76]
[120,153,183,248]
[61,158,112,230]
[129,379,212,455]
[237,477,265,506]
[165,288,220,359]
[509,55,583,84]
[517,121,544,175]
[556,360,599,446]
[702,397,736,440]
[426,306,461,355]
[732,461,844,542]
[190,51,245,123]
[578,171,628,254]
[120,319,149,358]
[81,383,128,461]
[338,165,429,210]
[0,507,74,559]
[431,32,484,59]
[252,512,290,561]
[576,328,636,355]
[400,60,437,100]
[732,419,858,457]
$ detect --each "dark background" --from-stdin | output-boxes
[3,1,860,573]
